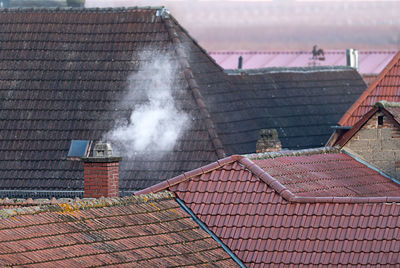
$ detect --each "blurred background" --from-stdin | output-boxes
[6,0,400,51]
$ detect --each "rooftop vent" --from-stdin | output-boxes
[156,7,170,18]
[346,49,359,70]
[238,56,243,69]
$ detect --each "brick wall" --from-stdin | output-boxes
[83,161,119,198]
[344,112,400,179]
[256,129,282,153]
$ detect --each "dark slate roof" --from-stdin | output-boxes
[0,7,367,198]
[339,51,400,127]
[200,67,367,154]
[0,191,238,267]
[138,149,400,267]
[0,7,229,197]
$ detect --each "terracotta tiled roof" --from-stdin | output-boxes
[252,152,400,197]
[339,51,400,127]
[209,50,397,75]
[137,149,400,267]
[0,191,238,267]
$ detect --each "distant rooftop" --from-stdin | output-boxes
[210,50,397,75]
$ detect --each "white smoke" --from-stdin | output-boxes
[104,53,190,158]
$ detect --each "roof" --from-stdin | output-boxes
[209,50,397,75]
[335,101,400,147]
[137,148,400,267]
[0,7,229,197]
[0,7,367,198]
[0,191,238,267]
[339,51,400,127]
[202,67,366,153]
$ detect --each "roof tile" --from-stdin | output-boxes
[339,52,400,126]
[0,191,237,266]
[142,149,400,266]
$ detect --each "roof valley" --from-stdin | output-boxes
[164,16,226,158]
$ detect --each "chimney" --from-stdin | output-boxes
[256,129,282,153]
[81,143,122,198]
[238,56,243,69]
[346,48,359,70]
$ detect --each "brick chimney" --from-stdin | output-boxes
[81,143,122,198]
[256,129,282,153]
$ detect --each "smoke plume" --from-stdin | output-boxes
[104,53,189,158]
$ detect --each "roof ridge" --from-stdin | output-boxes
[135,155,242,195]
[163,15,226,158]
[226,66,354,75]
[375,100,400,108]
[137,152,400,204]
[238,156,400,204]
[246,147,339,160]
[210,50,398,55]
[0,191,174,219]
[169,16,225,73]
[338,51,400,126]
[0,6,163,12]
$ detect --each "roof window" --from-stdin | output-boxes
[67,140,91,158]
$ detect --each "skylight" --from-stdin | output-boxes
[67,140,90,157]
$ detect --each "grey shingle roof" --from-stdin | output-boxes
[0,8,226,197]
[0,8,367,198]
[201,67,367,154]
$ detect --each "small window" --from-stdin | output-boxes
[67,140,90,157]
[378,116,384,126]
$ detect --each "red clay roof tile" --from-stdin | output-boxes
[0,192,237,267]
[339,51,400,127]
[140,147,400,266]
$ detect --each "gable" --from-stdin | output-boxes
[343,110,400,179]
[0,8,223,197]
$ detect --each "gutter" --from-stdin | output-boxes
[343,149,400,185]
[0,190,84,198]
[176,198,246,268]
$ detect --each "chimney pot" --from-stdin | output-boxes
[238,56,243,69]
[93,142,113,157]
[346,48,359,70]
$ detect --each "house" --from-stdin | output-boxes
[0,7,230,197]
[137,147,400,267]
[209,50,397,85]
[0,7,366,198]
[338,51,400,127]
[0,191,241,267]
[331,101,400,180]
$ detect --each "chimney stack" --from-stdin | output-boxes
[256,129,282,153]
[346,49,359,70]
[82,143,122,198]
[238,56,243,69]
